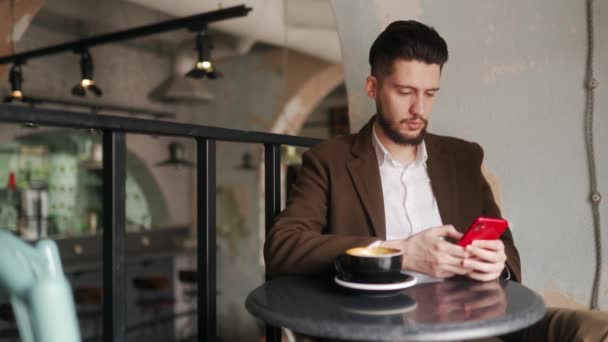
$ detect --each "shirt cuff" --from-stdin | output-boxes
[501,266,511,280]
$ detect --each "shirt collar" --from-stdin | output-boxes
[372,122,428,168]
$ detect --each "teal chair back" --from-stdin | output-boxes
[0,230,81,342]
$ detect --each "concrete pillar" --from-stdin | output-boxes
[330,0,422,131]
[271,64,344,135]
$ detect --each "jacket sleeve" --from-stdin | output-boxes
[264,148,378,278]
[474,143,522,282]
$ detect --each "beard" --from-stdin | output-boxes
[376,107,428,146]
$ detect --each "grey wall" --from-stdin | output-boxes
[426,0,607,308]
[332,0,607,308]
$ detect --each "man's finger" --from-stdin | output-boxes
[442,242,468,259]
[463,258,504,274]
[431,225,461,238]
[471,239,504,251]
[438,251,465,267]
[438,225,464,240]
[441,263,472,276]
[465,245,506,264]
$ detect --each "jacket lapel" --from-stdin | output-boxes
[425,134,460,230]
[346,118,386,239]
[345,122,461,237]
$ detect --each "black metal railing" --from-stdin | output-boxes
[0,104,322,342]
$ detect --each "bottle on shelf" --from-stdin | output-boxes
[0,172,20,233]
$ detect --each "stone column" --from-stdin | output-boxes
[330,0,422,131]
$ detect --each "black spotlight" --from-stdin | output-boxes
[72,50,102,97]
[4,64,24,103]
[186,28,222,79]
[156,142,195,168]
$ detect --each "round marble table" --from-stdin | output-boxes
[245,276,545,341]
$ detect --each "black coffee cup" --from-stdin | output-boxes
[334,247,403,284]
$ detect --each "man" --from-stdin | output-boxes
[265,20,607,341]
[265,20,518,283]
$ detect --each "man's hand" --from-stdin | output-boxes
[381,225,471,278]
[463,239,507,281]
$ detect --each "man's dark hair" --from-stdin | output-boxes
[369,20,448,78]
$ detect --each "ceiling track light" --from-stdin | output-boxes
[4,64,24,103]
[0,5,250,102]
[186,27,222,80]
[0,5,251,65]
[72,50,102,97]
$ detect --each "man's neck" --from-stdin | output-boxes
[373,122,418,165]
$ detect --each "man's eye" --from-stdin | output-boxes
[399,91,413,95]
[426,92,436,97]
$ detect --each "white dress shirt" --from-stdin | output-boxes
[371,124,443,241]
[370,126,510,281]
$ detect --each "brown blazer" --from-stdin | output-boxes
[264,116,521,281]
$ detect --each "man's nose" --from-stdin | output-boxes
[410,94,424,116]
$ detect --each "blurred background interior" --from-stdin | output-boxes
[0,0,606,341]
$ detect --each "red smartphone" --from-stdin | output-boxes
[458,217,508,247]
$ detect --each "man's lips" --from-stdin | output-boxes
[403,120,423,130]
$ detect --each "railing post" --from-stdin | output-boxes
[264,143,282,342]
[102,130,127,342]
[197,138,217,342]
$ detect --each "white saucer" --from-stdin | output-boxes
[334,274,417,292]
[342,302,418,316]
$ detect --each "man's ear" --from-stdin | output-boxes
[365,75,378,99]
